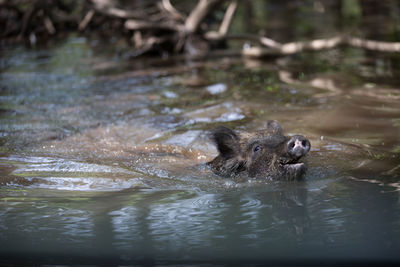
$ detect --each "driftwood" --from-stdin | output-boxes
[1,0,399,56]
[239,36,400,57]
[1,0,81,42]
[92,0,400,56]
[184,0,221,33]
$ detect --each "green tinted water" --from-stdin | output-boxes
[0,36,399,264]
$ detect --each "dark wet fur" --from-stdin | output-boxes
[208,121,310,180]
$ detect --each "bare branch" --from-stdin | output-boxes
[241,35,400,57]
[125,19,183,31]
[184,0,223,33]
[218,0,237,35]
[89,0,145,19]
[4,0,400,57]
[206,32,282,49]
[129,36,169,57]
[279,36,343,54]
[346,37,400,52]
[79,10,95,31]
[159,0,186,21]
[43,15,56,34]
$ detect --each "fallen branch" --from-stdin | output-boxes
[241,35,400,57]
[4,0,400,58]
[200,2,400,57]
[279,36,342,54]
[184,0,223,33]
[129,36,170,57]
[125,19,182,31]
[206,32,282,48]
[346,37,400,52]
[89,0,146,19]
[159,0,186,21]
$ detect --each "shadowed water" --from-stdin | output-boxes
[0,37,400,264]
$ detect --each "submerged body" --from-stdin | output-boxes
[208,120,311,180]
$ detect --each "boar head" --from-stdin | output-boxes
[208,121,311,180]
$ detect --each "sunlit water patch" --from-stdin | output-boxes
[0,155,147,191]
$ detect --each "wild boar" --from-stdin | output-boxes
[208,120,311,180]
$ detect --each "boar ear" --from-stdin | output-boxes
[264,120,283,135]
[210,126,241,158]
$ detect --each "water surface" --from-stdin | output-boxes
[0,37,400,264]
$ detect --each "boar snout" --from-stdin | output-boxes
[287,135,310,160]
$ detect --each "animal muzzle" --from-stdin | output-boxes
[287,135,311,160]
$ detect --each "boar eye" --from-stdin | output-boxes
[253,145,262,153]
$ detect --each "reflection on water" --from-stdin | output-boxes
[0,36,400,264]
[1,181,399,263]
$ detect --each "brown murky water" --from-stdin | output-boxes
[0,37,400,264]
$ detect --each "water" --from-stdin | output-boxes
[0,37,400,265]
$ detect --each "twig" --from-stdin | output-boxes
[89,0,144,19]
[159,0,186,21]
[43,15,56,34]
[206,32,282,48]
[125,19,183,31]
[128,36,169,58]
[79,9,95,31]
[218,0,237,36]
[184,0,223,33]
